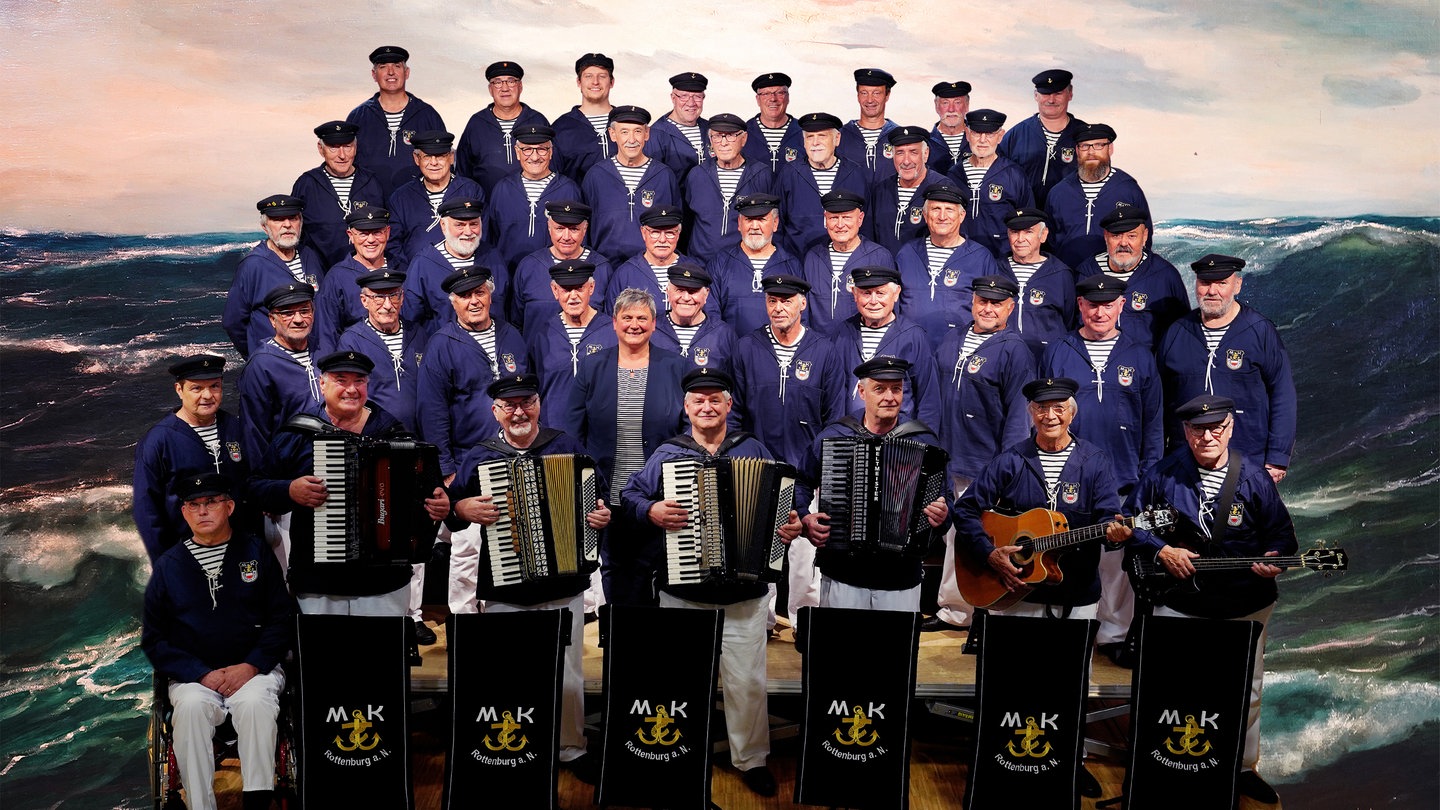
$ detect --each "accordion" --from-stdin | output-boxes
[660,456,798,587]
[818,435,948,557]
[474,453,601,588]
[305,433,443,567]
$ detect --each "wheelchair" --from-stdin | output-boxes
[148,672,301,809]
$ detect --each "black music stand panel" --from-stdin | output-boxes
[443,609,571,810]
[964,615,1097,810]
[596,604,723,810]
[294,614,413,809]
[1123,615,1262,810]
[795,606,922,810]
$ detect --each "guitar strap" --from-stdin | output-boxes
[1205,458,1244,552]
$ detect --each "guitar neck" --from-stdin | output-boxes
[1186,555,1308,571]
[1025,515,1138,555]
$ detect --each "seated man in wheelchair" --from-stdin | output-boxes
[142,472,296,810]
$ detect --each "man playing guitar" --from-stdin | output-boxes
[1116,393,1297,805]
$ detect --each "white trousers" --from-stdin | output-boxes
[786,493,822,619]
[168,667,285,810]
[988,601,1099,621]
[482,593,589,761]
[933,476,975,626]
[658,592,770,771]
[1154,602,1274,771]
[1095,550,1136,644]
[819,577,922,612]
[447,524,484,614]
[297,583,410,616]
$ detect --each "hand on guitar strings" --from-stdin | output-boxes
[987,544,1026,591]
[1157,544,1200,579]
[1104,515,1133,546]
[1252,550,1283,578]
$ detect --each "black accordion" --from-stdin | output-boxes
[818,435,948,557]
[305,433,443,567]
[660,456,798,586]
[473,453,601,587]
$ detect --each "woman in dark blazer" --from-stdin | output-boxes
[563,287,688,605]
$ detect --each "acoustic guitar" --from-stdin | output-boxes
[956,506,1178,610]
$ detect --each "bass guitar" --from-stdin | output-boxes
[1126,546,1348,604]
[956,506,1177,610]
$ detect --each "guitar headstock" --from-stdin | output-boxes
[1133,505,1179,534]
[1300,547,1348,572]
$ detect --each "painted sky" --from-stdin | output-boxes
[4,0,1437,234]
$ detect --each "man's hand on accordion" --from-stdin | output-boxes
[424,487,450,521]
[801,512,831,547]
[777,510,803,544]
[586,499,612,530]
[647,499,690,531]
[453,494,500,525]
[923,497,949,528]
[288,475,328,508]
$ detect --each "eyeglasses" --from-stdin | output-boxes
[362,291,403,303]
[272,306,314,319]
[183,496,231,512]
[489,78,520,88]
[1030,403,1070,415]
[756,90,788,100]
[644,230,680,241]
[711,132,744,141]
[494,396,539,413]
[1185,420,1232,437]
[672,91,705,102]
[518,145,552,156]
[1076,142,1110,153]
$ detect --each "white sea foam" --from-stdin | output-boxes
[1284,463,1440,518]
[1263,671,1440,779]
[0,335,236,376]
[0,485,148,590]
[43,240,252,271]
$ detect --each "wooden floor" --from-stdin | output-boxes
[200,617,1283,809]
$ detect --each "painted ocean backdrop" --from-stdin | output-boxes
[1,218,1436,808]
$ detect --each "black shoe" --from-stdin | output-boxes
[242,789,274,810]
[920,616,967,633]
[413,619,437,646]
[566,752,600,785]
[429,540,452,565]
[1097,642,1136,669]
[1078,765,1102,797]
[740,765,778,797]
[1238,770,1279,804]
[408,642,423,667]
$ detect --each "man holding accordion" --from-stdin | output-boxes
[800,356,951,612]
[447,373,611,783]
[621,367,803,798]
[250,351,449,643]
